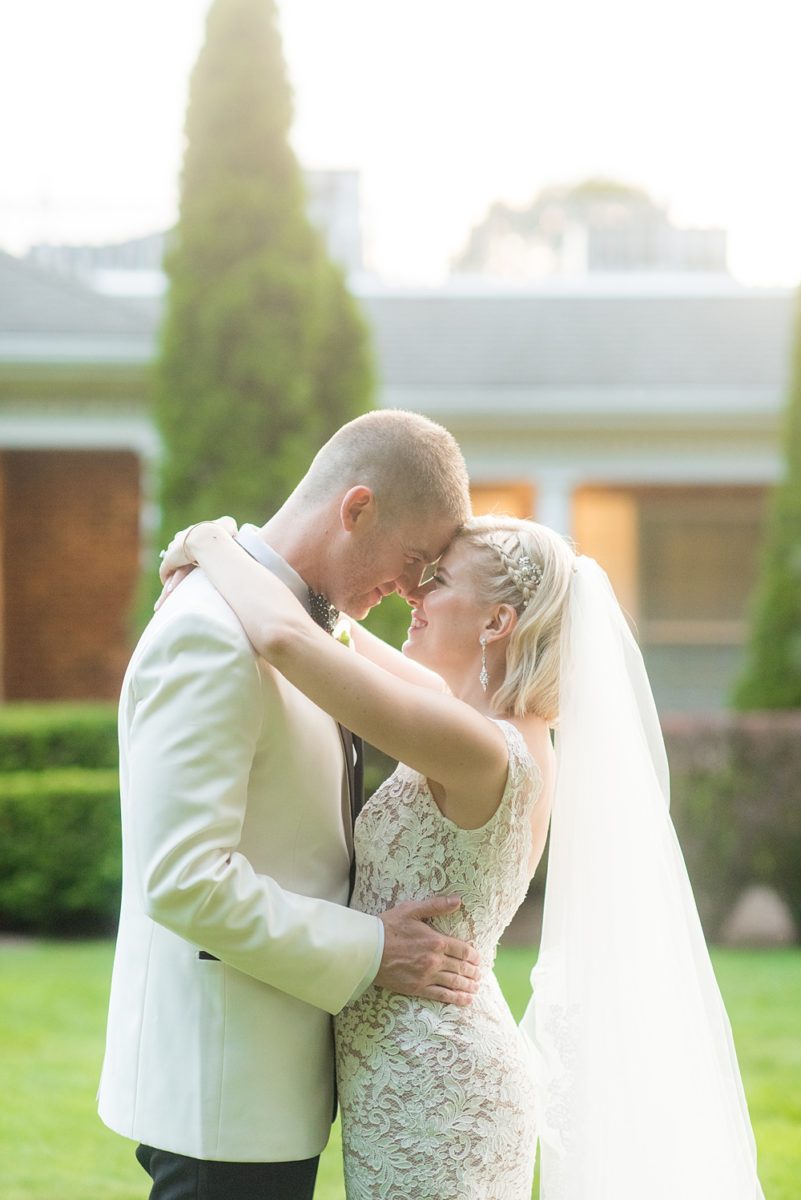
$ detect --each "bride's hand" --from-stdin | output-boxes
[155,516,238,610]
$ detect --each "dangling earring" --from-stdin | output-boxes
[479,636,489,692]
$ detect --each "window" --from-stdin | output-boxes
[470,483,535,519]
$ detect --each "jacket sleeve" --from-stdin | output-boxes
[128,607,382,1015]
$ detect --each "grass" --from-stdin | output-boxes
[1,940,798,1199]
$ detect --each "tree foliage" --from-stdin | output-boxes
[452,178,656,275]
[155,0,373,549]
[733,289,801,708]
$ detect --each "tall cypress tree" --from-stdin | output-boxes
[733,289,801,708]
[155,0,373,546]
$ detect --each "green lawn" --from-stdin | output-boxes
[1,940,798,1199]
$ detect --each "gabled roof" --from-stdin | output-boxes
[0,250,152,336]
[0,250,153,365]
[0,248,795,394]
[359,285,796,389]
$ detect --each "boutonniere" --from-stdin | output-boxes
[332,616,355,649]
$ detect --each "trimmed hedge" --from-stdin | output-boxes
[664,712,801,938]
[0,769,121,934]
[363,719,801,943]
[0,704,118,772]
[2,714,797,941]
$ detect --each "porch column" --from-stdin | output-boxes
[534,472,578,538]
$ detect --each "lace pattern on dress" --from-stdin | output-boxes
[335,720,543,1199]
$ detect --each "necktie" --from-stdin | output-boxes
[307,587,339,635]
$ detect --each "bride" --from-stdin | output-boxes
[159,513,764,1200]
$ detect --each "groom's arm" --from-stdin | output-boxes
[128,607,383,1015]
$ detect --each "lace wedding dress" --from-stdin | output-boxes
[335,719,542,1200]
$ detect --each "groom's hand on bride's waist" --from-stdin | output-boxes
[374,895,481,1005]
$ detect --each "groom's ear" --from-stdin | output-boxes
[340,486,376,532]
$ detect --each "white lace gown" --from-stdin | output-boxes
[335,719,542,1200]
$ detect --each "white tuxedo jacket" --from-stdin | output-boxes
[98,568,382,1161]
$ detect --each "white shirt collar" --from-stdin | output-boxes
[235,523,310,612]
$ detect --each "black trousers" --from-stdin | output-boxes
[135,1144,319,1200]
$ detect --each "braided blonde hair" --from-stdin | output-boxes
[455,515,575,721]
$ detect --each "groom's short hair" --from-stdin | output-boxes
[302,410,471,528]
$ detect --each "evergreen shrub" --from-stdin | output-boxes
[734,289,801,708]
[155,0,373,575]
[0,769,121,934]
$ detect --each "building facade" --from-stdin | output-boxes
[361,281,793,708]
[0,249,795,710]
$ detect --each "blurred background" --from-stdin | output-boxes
[1,2,800,1196]
[0,0,796,926]
[1,0,800,710]
[0,0,796,936]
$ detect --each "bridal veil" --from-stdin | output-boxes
[520,556,764,1199]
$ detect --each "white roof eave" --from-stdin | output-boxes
[0,333,155,365]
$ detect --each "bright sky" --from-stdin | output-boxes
[1,0,800,286]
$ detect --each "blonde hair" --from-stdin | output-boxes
[456,515,575,721]
[301,409,471,529]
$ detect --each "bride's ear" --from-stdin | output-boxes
[483,604,518,644]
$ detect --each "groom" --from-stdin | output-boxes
[98,410,479,1200]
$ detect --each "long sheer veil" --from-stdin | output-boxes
[519,556,764,1199]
